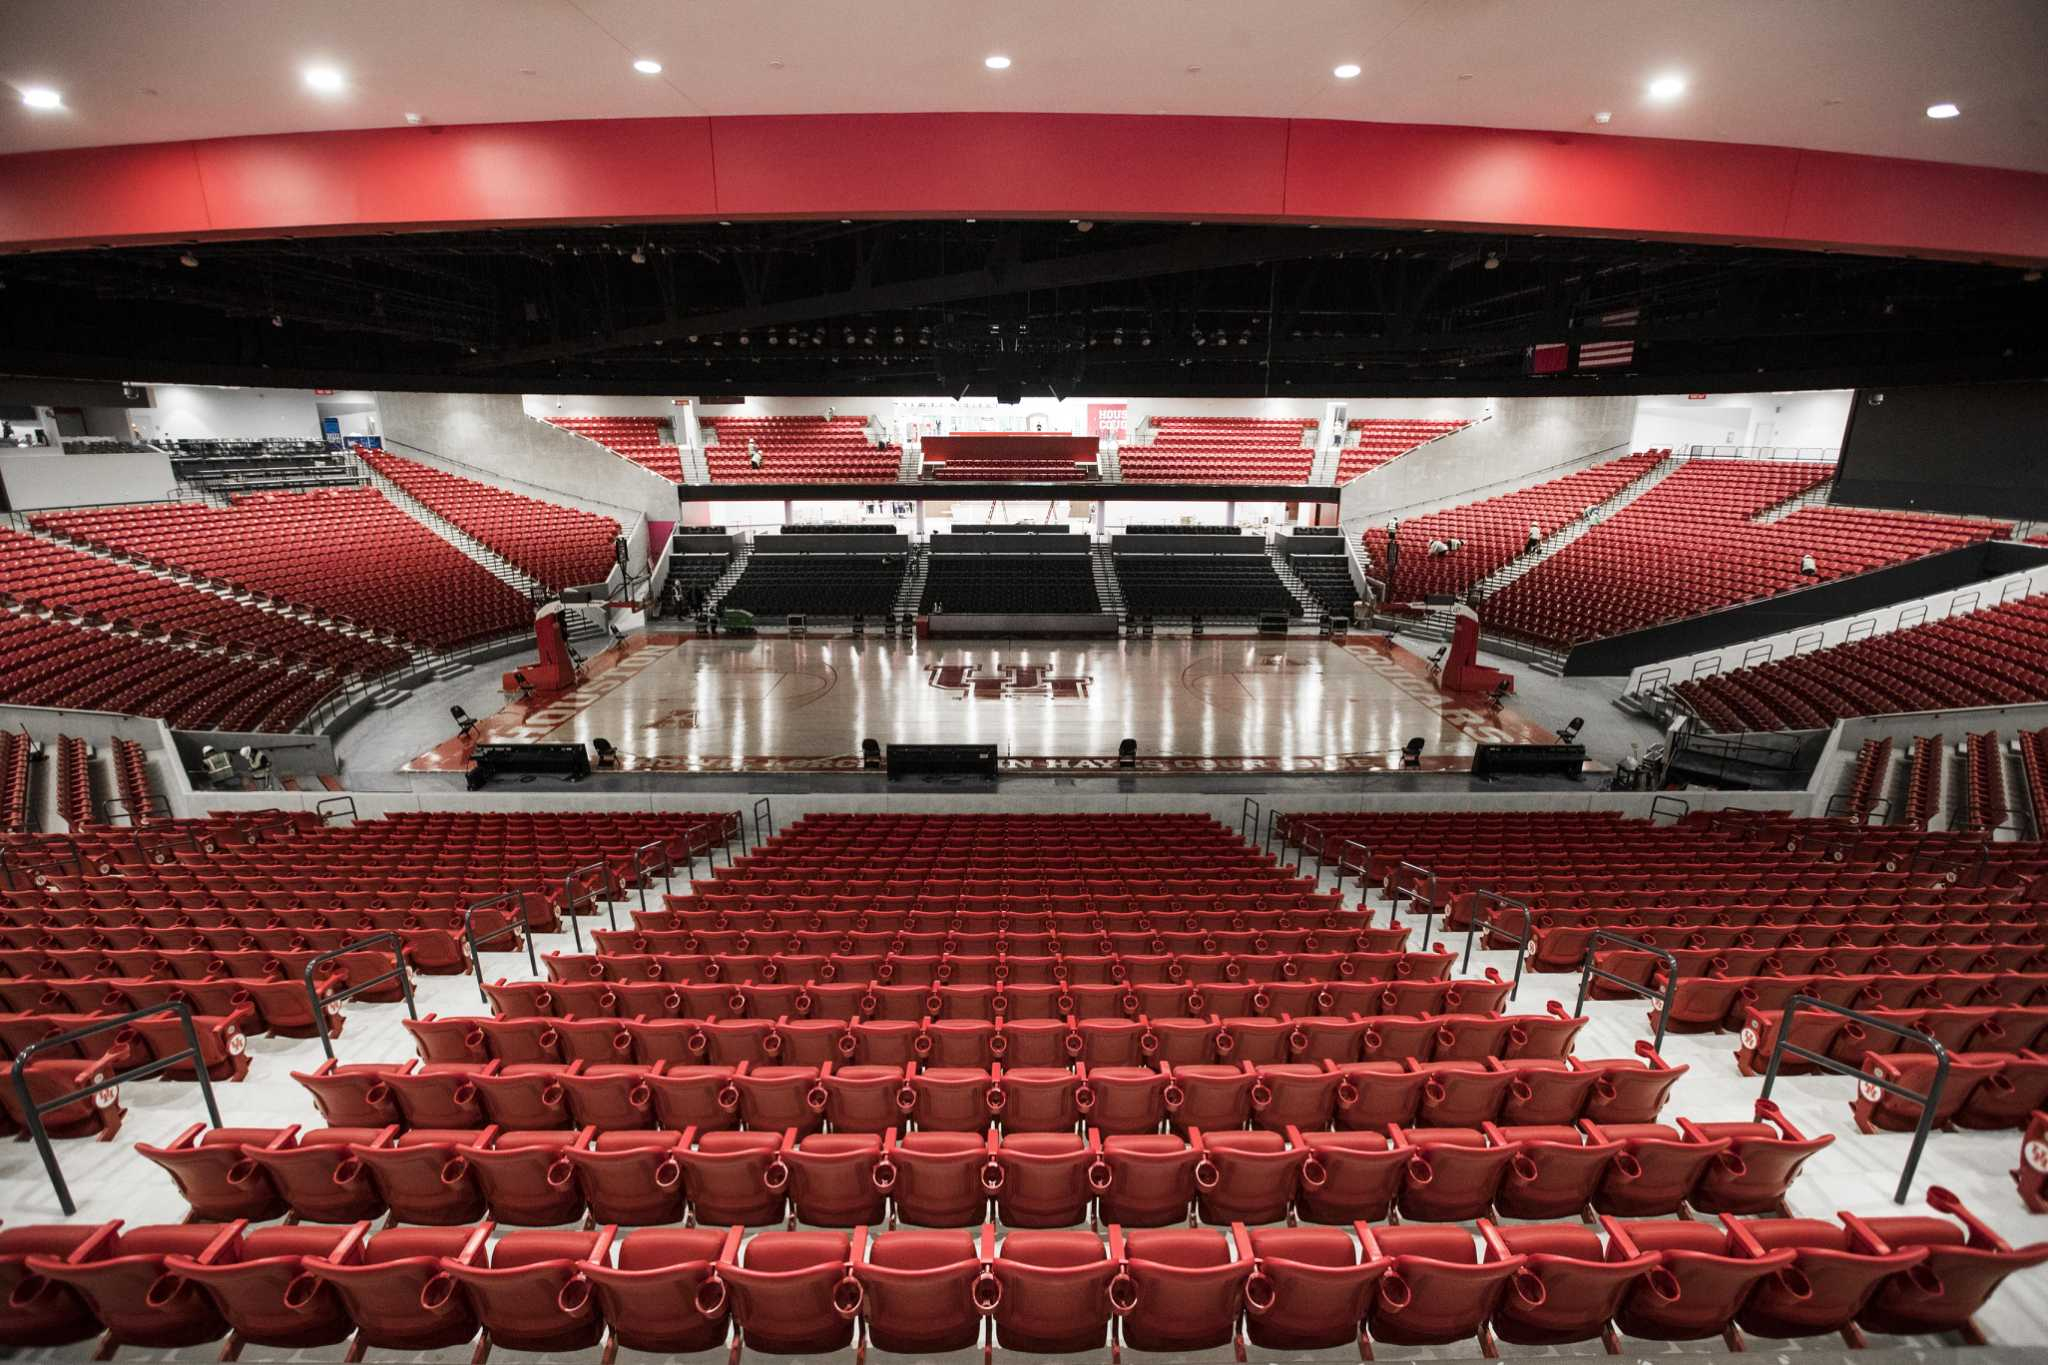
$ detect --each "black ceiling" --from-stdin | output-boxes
[2,219,2042,399]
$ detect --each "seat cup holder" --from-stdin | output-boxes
[1087,1159,1113,1193]
[1107,1271,1138,1316]
[1287,1028,1310,1055]
[1512,1269,1548,1308]
[831,1273,864,1319]
[419,1271,457,1312]
[1244,1268,1276,1314]
[331,1156,364,1186]
[972,1269,1003,1312]
[836,1032,860,1058]
[143,1273,189,1310]
[1250,1081,1274,1110]
[693,1273,727,1318]
[439,1156,472,1185]
[1406,1153,1435,1184]
[988,1033,1008,1058]
[1647,1266,1682,1302]
[805,1084,830,1113]
[872,1158,898,1191]
[1214,1031,1236,1056]
[1511,1153,1541,1184]
[555,1274,593,1315]
[1774,1266,1814,1300]
[1613,1152,1644,1181]
[763,1159,790,1191]
[281,1272,322,1311]
[716,1083,741,1112]
[980,1159,1006,1193]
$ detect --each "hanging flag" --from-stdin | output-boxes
[1597,307,1641,328]
[1527,342,1569,375]
[1577,339,1636,369]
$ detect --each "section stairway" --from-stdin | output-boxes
[894,545,932,615]
[1265,542,1323,617]
[1467,452,1682,603]
[1091,543,1127,616]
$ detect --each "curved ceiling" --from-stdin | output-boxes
[4,0,2045,170]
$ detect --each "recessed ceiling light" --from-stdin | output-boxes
[1592,111,1613,125]
[1926,102,1960,119]
[302,65,347,95]
[984,54,1011,70]
[633,59,663,75]
[403,112,423,125]
[20,87,63,111]
[1645,72,1686,101]
[1333,63,1362,79]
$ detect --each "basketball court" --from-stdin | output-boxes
[406,633,1558,775]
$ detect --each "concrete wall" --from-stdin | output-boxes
[130,385,329,441]
[1337,395,1638,535]
[0,449,178,509]
[377,391,679,575]
[523,394,686,420]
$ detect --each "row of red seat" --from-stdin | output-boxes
[34,488,535,650]
[545,415,687,481]
[2024,728,2048,838]
[54,735,93,830]
[1677,596,2048,731]
[0,729,29,833]
[0,612,341,734]
[1844,737,1894,819]
[1333,417,1470,481]
[1480,460,2007,646]
[1362,452,1666,603]
[360,448,620,592]
[0,527,407,676]
[705,416,895,483]
[1120,416,1317,483]
[12,1195,2038,1358]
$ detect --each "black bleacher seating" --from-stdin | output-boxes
[1115,554,1300,617]
[161,438,360,494]
[719,554,906,617]
[1124,524,1243,535]
[1292,526,1343,537]
[921,555,1100,614]
[779,524,898,535]
[1290,554,1359,613]
[658,553,730,616]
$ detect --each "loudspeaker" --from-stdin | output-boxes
[466,742,592,790]
[886,743,998,780]
[1471,743,1587,781]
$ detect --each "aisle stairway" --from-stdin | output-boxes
[1265,542,1323,617]
[1307,437,1343,487]
[702,538,756,614]
[1090,543,1127,616]
[1468,452,1681,603]
[893,544,932,615]
[1096,441,1122,482]
[360,454,605,649]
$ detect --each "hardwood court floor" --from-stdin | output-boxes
[406,633,1558,775]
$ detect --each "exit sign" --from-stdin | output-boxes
[1686,393,1707,400]
[314,388,335,396]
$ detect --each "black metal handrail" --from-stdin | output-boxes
[98,794,170,827]
[316,794,359,824]
[1758,994,1949,1204]
[1294,824,1325,875]
[1239,797,1261,843]
[133,827,212,868]
[1823,792,1894,824]
[1573,929,1679,1052]
[464,890,540,1003]
[1459,890,1531,1001]
[730,808,748,856]
[304,932,418,1061]
[1334,839,1373,893]
[1261,807,1281,856]
[0,836,88,892]
[752,797,774,848]
[561,860,622,952]
[236,811,301,845]
[1390,861,1439,948]
[13,1002,223,1215]
[633,840,675,918]
[1907,845,1987,887]
[1648,794,1690,825]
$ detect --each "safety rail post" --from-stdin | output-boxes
[1391,862,1440,949]
[1573,930,1679,1053]
[315,795,359,825]
[690,815,730,870]
[752,797,774,847]
[14,1003,223,1215]
[0,838,88,893]
[732,808,749,856]
[132,827,211,869]
[562,861,621,953]
[236,811,300,846]
[1648,794,1690,825]
[98,794,170,827]
[305,932,418,1062]
[1459,890,1531,1001]
[633,840,675,918]
[1759,994,1948,1205]
[464,890,540,1003]
[1334,840,1373,896]
[1823,793,1893,825]
[1239,797,1262,843]
[1908,845,1987,887]
[1293,824,1320,874]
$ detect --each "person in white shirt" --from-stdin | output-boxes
[748,439,763,469]
[1428,538,1450,556]
[1800,552,1818,576]
[1526,522,1543,552]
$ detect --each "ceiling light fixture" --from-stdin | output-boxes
[302,65,347,95]
[403,112,423,125]
[1925,102,1960,119]
[633,59,663,75]
[1484,253,1500,270]
[1592,111,1613,125]
[178,252,199,268]
[984,54,1011,70]
[1645,72,1686,101]
[630,248,646,264]
[1333,63,1361,79]
[20,86,63,111]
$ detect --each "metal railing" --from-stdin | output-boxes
[1573,930,1679,1052]
[561,861,622,952]
[1261,808,1282,856]
[752,797,775,847]
[1758,995,1948,1204]
[99,794,170,826]
[1333,839,1373,897]
[14,1003,223,1215]
[1459,891,1531,1001]
[305,933,418,1061]
[633,840,676,918]
[1239,797,1261,843]
[1294,824,1327,876]
[1390,862,1439,948]
[464,890,542,1004]
[316,795,359,824]
[1649,795,1690,825]
[1823,792,1893,824]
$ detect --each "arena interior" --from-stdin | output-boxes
[2,3,2048,1361]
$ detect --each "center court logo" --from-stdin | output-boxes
[928,661,1091,700]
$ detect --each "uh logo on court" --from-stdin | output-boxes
[927,660,1091,700]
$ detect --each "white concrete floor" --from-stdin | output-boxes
[4,840,2044,1363]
